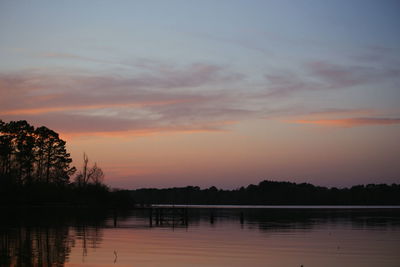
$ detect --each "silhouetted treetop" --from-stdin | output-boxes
[0,120,75,185]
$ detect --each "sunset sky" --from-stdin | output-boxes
[1,0,399,189]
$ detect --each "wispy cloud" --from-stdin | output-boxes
[295,117,400,127]
[2,57,398,136]
[41,52,112,64]
[307,61,400,89]
[263,60,400,97]
[304,108,374,117]
[351,45,400,63]
[0,63,250,137]
[263,72,321,97]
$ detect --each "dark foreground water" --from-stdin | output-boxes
[1,206,400,267]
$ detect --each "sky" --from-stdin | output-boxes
[1,0,399,189]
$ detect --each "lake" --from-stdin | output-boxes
[1,206,399,267]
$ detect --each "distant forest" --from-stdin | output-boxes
[1,120,399,206]
[131,180,400,205]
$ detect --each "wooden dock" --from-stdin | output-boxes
[148,206,189,226]
[112,205,245,228]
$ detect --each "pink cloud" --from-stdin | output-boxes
[0,63,250,137]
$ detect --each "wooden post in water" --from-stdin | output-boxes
[155,208,160,225]
[149,207,153,227]
[172,208,175,228]
[113,209,117,228]
[183,208,189,226]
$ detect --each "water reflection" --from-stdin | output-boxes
[1,207,399,266]
[1,227,73,267]
[0,208,110,267]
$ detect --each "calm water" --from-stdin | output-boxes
[1,206,400,267]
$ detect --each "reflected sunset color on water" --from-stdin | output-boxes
[2,207,400,267]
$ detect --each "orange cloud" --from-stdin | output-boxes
[60,120,237,140]
[295,118,400,127]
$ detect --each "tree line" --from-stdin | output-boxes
[0,120,131,207]
[131,180,400,205]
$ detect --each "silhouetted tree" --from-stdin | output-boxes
[0,120,75,185]
[0,120,35,183]
[75,153,105,186]
[0,120,13,178]
[12,121,35,184]
[88,162,104,185]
